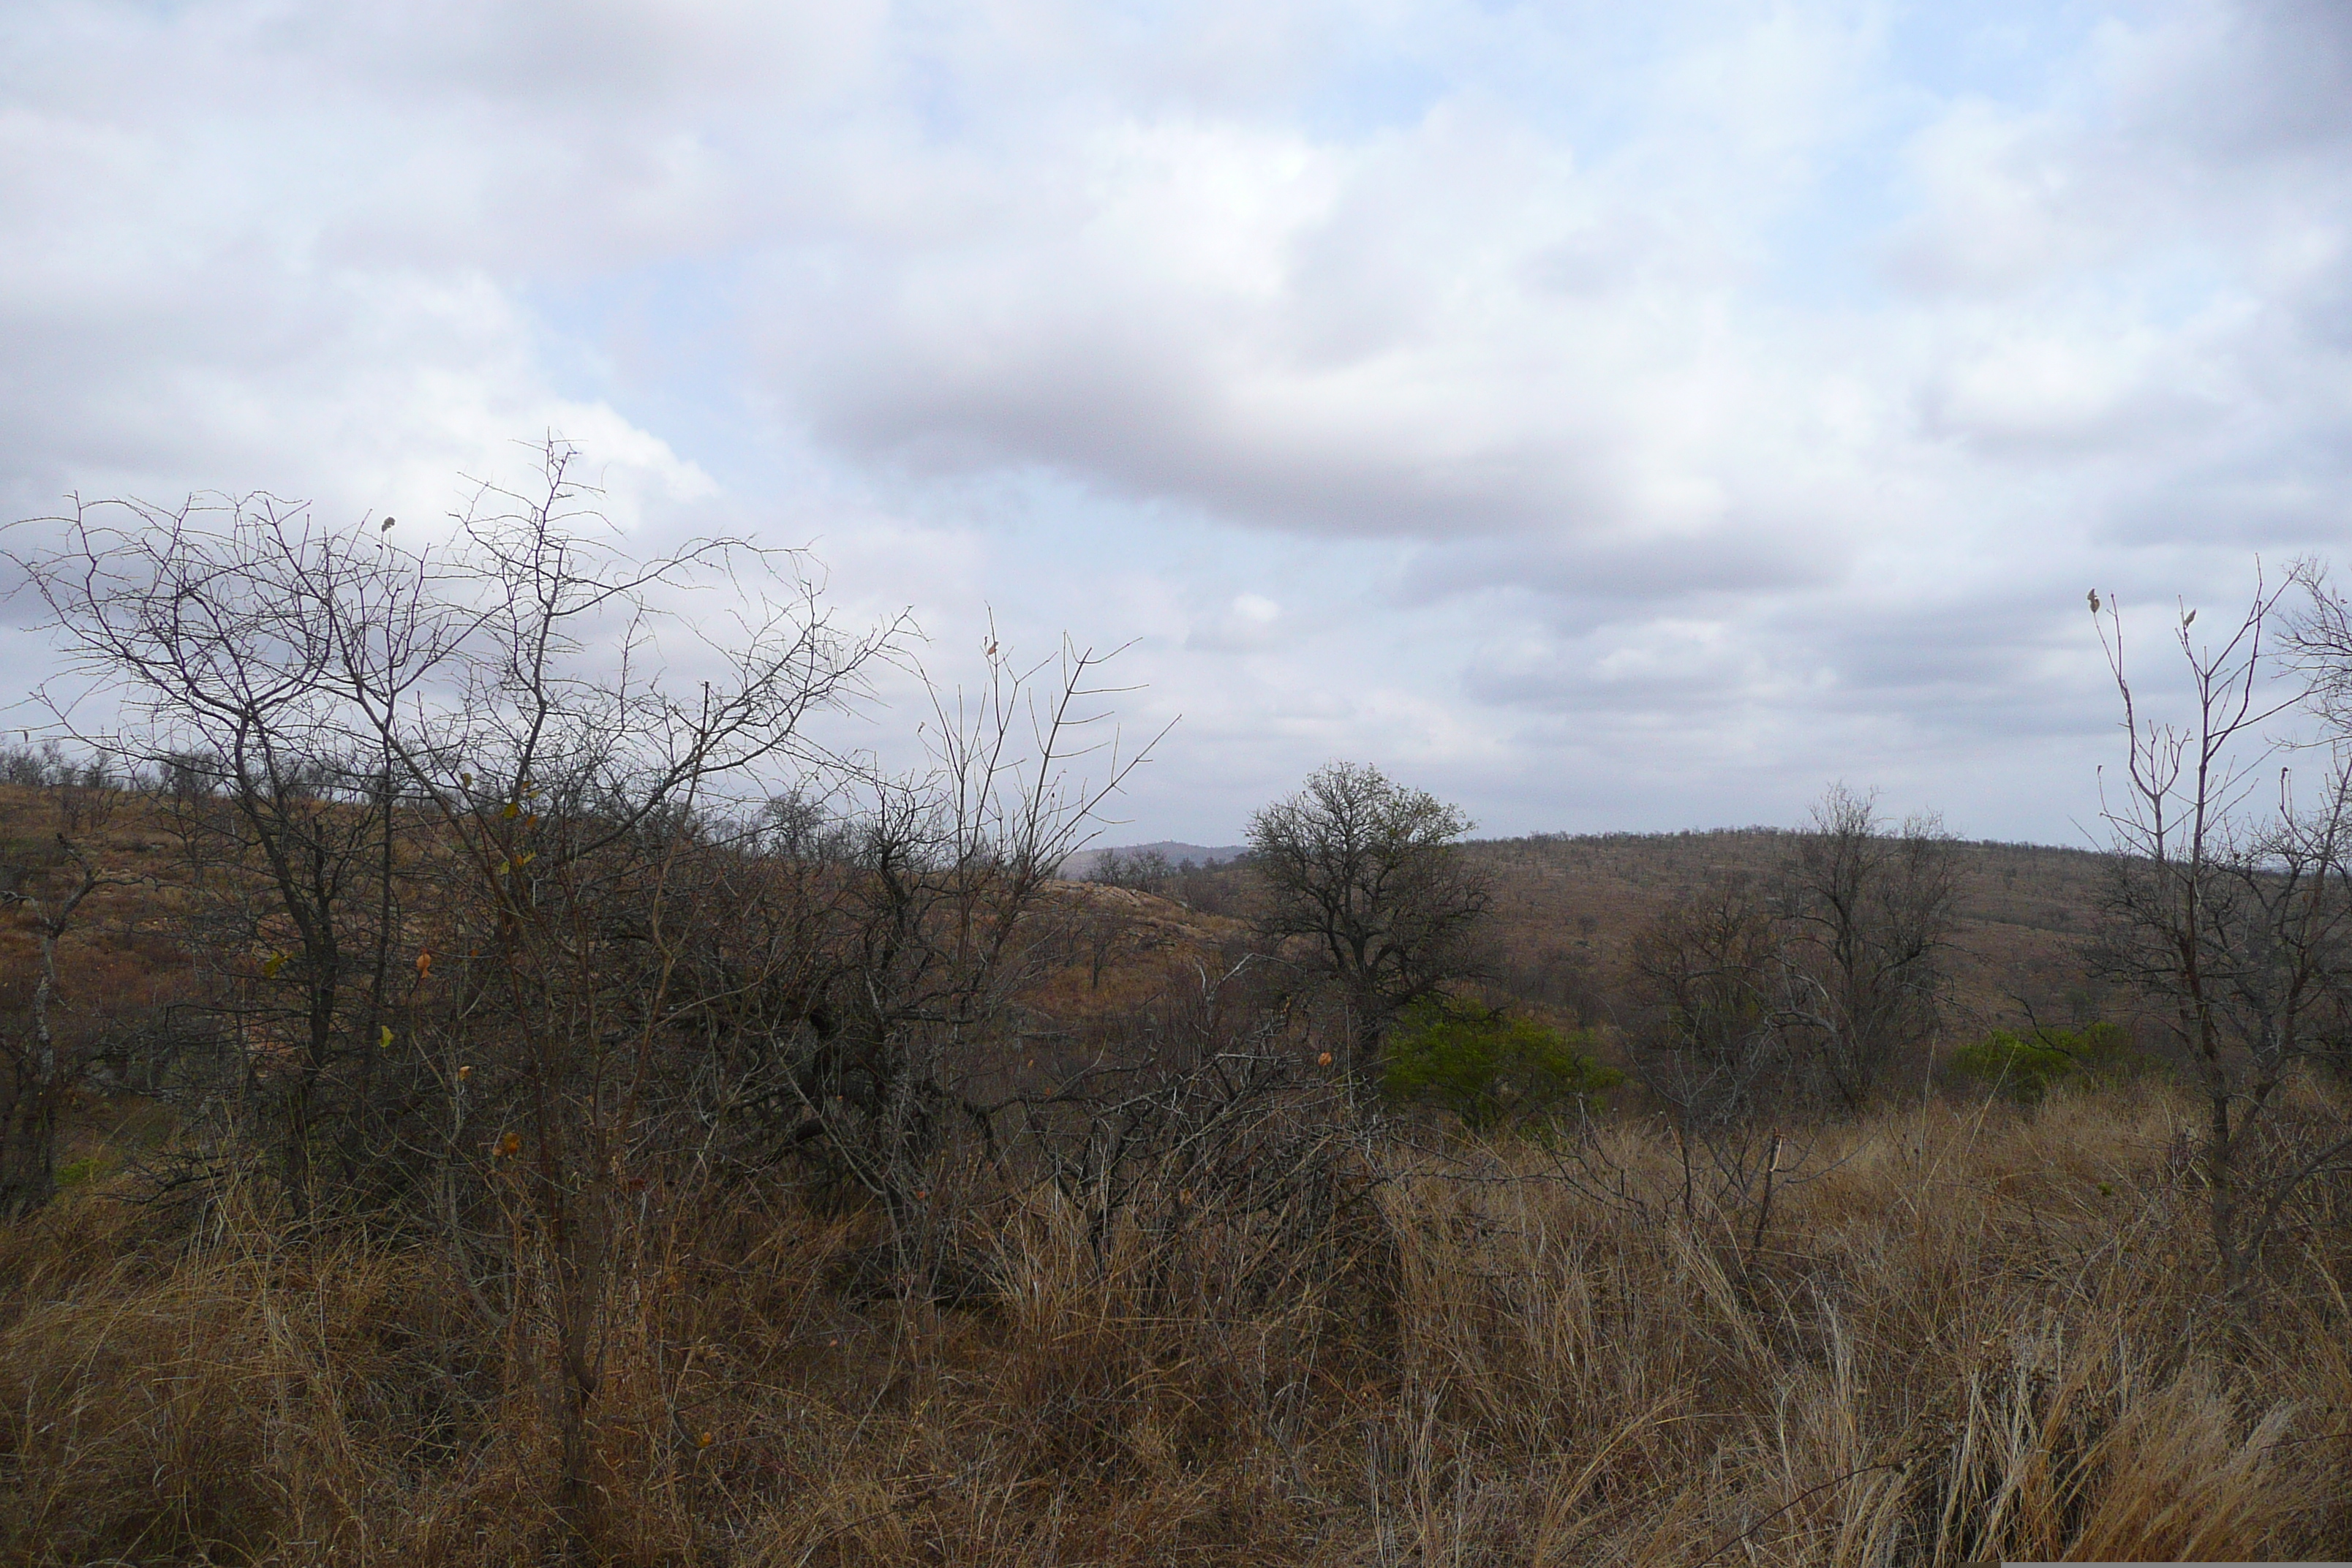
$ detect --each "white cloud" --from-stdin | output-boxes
[4,0,2350,843]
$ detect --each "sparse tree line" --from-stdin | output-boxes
[7,448,2352,1547]
[0,448,1491,1540]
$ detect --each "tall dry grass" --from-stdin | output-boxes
[4,1084,2348,1565]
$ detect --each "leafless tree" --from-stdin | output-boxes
[15,442,908,1537]
[764,639,1161,1216]
[1616,790,1952,1288]
[0,780,138,1216]
[10,440,1170,1545]
[1067,849,1175,987]
[1246,761,1491,1077]
[1627,872,1790,1131]
[1771,785,1958,1109]
[1625,788,1953,1120]
[1091,845,1174,892]
[2092,578,2352,1294]
[14,493,467,1211]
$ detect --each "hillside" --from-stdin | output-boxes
[1088,827,2120,1044]
[1057,840,1249,878]
[0,783,202,1086]
[7,791,2122,1093]
[10,784,2352,1565]
[1466,829,2115,1035]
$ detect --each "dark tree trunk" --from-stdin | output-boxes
[0,1075,59,1219]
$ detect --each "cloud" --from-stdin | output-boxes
[4,0,2350,843]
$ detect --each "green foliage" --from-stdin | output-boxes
[56,1154,111,1189]
[1948,1022,2144,1103]
[1383,998,1622,1131]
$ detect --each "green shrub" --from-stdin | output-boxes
[56,1154,110,1188]
[1383,998,1622,1131]
[1948,1022,2143,1103]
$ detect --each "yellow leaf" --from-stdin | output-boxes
[502,801,520,820]
[378,1024,394,1049]
[261,951,287,977]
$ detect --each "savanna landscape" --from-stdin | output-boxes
[4,461,2352,1567]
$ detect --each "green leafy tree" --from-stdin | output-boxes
[1248,761,1491,1075]
[1383,997,1621,1131]
[1948,1022,2144,1103]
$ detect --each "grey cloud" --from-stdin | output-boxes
[1392,515,1843,610]
[774,266,1622,540]
[7,0,2352,848]
[2115,0,2352,160]
[2087,418,2352,549]
[1456,575,2126,749]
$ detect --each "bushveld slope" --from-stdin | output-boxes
[6,792,2350,1565]
[1091,829,2119,1043]
[1462,830,2116,1035]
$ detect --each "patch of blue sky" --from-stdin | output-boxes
[1877,0,2117,109]
[1298,51,1452,139]
[1460,11,1686,155]
[515,254,776,489]
[2121,255,2250,333]
[1751,129,1912,312]
[1753,2,2119,312]
[889,36,983,150]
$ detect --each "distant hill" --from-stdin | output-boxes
[1460,829,2116,1035]
[1055,826,2121,1039]
[0,776,2129,1088]
[1058,840,1250,878]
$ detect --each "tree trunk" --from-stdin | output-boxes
[2206,1088,2242,1297]
[1351,998,1386,1082]
[0,1076,59,1219]
[541,1145,611,1555]
[2,957,65,1218]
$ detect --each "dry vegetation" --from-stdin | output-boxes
[8,467,2352,1564]
[7,788,2352,1564]
[1461,830,2119,1040]
[1097,828,2122,1033]
[6,1075,2350,1564]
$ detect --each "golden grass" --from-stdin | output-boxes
[4,1085,2348,1566]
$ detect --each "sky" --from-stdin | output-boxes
[3,0,2349,847]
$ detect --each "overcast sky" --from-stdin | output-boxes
[4,0,2348,845]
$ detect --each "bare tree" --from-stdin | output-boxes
[1627,872,1790,1131]
[15,490,475,1211]
[2092,578,2352,1294]
[10,440,1169,1550]
[768,638,1159,1216]
[1246,761,1490,1077]
[1772,785,1958,1109]
[1068,849,1174,988]
[1090,846,1174,892]
[0,780,138,1216]
[1624,790,1953,1120]
[15,442,912,1539]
